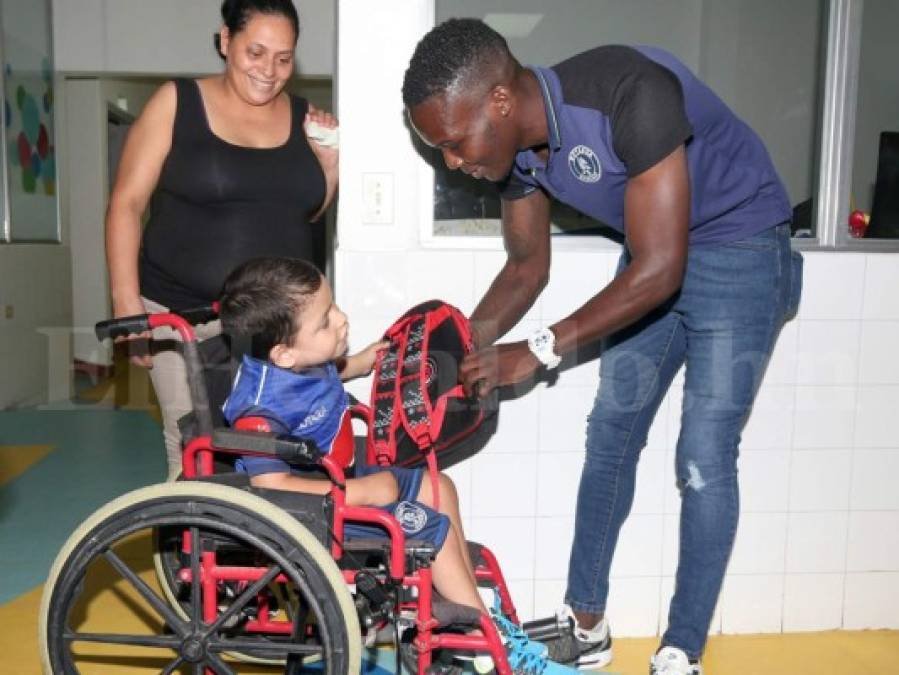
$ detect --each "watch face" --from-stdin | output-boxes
[534,332,550,350]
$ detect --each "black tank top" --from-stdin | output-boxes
[139,78,326,310]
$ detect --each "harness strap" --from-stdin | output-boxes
[368,320,408,466]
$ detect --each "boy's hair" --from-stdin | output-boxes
[220,257,323,360]
[402,18,515,108]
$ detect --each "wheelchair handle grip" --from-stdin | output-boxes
[95,315,151,341]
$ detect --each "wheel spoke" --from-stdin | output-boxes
[103,549,188,637]
[63,631,181,649]
[205,651,237,675]
[161,655,185,675]
[202,564,282,637]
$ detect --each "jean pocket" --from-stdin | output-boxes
[785,250,803,320]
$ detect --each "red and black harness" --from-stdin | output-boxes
[366,301,497,508]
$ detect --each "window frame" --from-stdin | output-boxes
[419,0,899,252]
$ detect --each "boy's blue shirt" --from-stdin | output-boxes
[222,354,348,456]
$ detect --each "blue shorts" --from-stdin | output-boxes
[346,464,449,550]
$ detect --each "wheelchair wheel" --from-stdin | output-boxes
[39,481,361,674]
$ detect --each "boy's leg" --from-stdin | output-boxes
[416,473,478,577]
[344,471,400,507]
[431,521,489,613]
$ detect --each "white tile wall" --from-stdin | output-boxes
[473,250,542,324]
[535,453,582,517]
[606,576,663,637]
[739,449,790,512]
[850,450,899,510]
[846,511,899,572]
[782,573,844,632]
[858,322,899,384]
[796,253,865,321]
[609,514,665,577]
[862,254,899,320]
[792,386,857,449]
[537,385,595,453]
[854,385,899,448]
[785,512,849,574]
[788,450,852,511]
[335,243,899,637]
[795,321,860,385]
[720,574,784,634]
[729,513,789,575]
[844,572,899,629]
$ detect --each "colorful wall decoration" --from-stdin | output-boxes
[1,0,59,242]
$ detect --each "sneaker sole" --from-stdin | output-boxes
[577,645,613,670]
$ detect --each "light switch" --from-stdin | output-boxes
[362,172,394,224]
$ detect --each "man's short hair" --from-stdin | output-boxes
[402,18,514,108]
[220,257,322,360]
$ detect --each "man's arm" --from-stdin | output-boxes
[460,145,689,396]
[468,188,552,348]
[549,144,689,354]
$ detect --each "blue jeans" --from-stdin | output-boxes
[565,223,802,659]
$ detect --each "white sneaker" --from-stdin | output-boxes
[557,605,613,670]
[649,646,702,675]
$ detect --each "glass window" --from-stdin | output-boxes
[430,0,827,241]
[847,0,899,240]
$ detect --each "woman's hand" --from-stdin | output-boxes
[304,105,339,220]
[112,295,154,369]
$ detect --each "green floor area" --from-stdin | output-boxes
[0,408,166,604]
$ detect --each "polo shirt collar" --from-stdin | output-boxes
[530,66,562,152]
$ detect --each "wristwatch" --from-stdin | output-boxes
[527,327,562,369]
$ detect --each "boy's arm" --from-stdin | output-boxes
[337,340,389,381]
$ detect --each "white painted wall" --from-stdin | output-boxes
[52,0,335,77]
[65,77,161,367]
[0,244,73,407]
[336,0,899,636]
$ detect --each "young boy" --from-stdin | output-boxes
[218,257,490,625]
[218,257,579,674]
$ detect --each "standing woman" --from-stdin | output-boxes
[106,0,337,478]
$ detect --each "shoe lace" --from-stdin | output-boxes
[490,597,547,675]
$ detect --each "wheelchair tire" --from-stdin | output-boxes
[39,481,361,674]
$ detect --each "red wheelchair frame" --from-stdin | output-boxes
[128,308,522,674]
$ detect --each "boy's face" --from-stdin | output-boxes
[271,279,348,371]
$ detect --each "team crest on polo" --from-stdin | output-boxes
[568,145,602,183]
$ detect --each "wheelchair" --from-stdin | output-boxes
[39,307,575,674]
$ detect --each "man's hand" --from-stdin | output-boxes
[459,341,541,398]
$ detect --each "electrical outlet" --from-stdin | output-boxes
[362,172,394,224]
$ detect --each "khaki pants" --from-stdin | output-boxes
[141,297,222,479]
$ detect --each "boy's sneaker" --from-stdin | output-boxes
[491,607,580,675]
[649,646,702,675]
[550,605,613,669]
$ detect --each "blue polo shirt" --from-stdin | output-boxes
[501,46,791,245]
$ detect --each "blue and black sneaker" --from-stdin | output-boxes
[489,603,582,675]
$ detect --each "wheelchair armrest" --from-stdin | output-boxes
[211,428,323,466]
